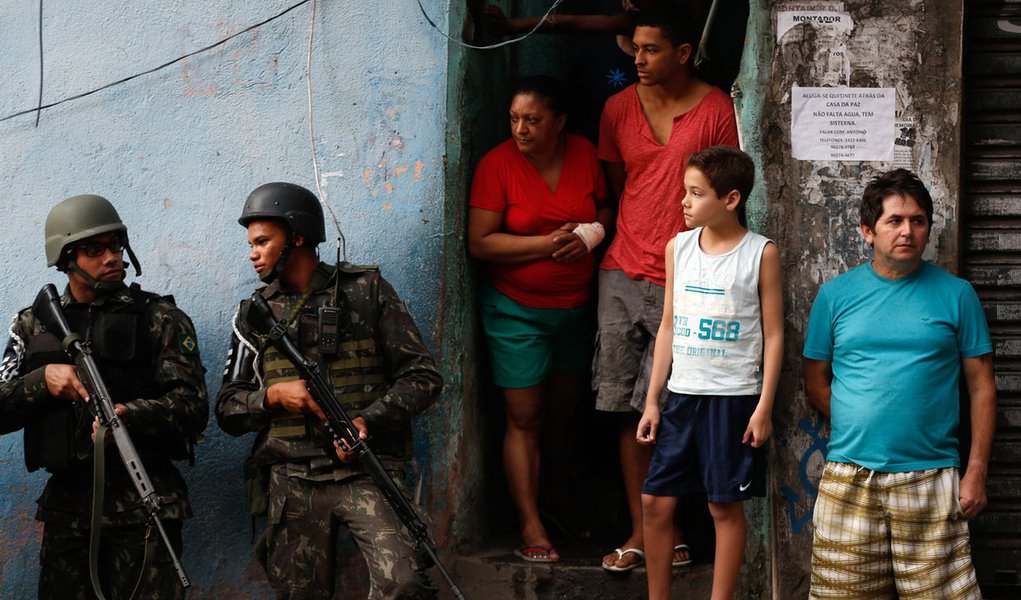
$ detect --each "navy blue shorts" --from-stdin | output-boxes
[643,392,766,503]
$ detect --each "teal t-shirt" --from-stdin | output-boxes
[803,261,992,472]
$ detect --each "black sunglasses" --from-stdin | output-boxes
[75,239,125,258]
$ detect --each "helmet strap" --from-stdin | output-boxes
[124,239,142,277]
[261,231,296,284]
[64,263,126,292]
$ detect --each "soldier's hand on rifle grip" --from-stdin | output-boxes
[91,404,127,444]
[333,417,369,463]
[265,379,326,421]
[44,364,90,403]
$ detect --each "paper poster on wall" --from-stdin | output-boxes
[776,10,853,86]
[893,116,916,169]
[791,87,896,161]
[776,10,852,41]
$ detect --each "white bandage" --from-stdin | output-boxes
[572,222,606,252]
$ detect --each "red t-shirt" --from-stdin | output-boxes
[470,135,607,309]
[598,85,738,285]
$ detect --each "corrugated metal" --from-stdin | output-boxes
[963,1,1021,596]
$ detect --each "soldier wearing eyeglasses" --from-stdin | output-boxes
[0,194,208,599]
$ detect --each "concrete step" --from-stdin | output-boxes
[438,545,715,600]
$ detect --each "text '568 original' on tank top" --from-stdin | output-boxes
[667,228,772,396]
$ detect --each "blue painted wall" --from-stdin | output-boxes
[0,1,454,596]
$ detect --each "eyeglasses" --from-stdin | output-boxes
[75,240,125,258]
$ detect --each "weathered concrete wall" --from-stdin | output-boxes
[734,1,964,597]
[0,1,458,596]
[438,0,496,550]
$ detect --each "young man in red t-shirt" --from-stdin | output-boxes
[595,6,739,573]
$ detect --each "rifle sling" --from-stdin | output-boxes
[89,422,155,600]
[255,282,317,352]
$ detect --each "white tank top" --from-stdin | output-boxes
[667,227,772,396]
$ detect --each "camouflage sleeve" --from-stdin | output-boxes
[120,302,208,438]
[215,301,274,436]
[0,311,53,434]
[359,276,442,428]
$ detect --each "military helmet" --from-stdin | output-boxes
[44,194,128,267]
[239,182,326,245]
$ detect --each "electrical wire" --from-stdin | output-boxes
[416,0,569,50]
[1,0,313,124]
[305,0,347,260]
[35,0,43,127]
[5,0,567,125]
[694,0,721,69]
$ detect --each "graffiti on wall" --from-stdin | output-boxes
[781,416,828,535]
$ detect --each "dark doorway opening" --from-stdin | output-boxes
[460,0,750,568]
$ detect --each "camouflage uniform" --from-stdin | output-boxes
[217,261,441,600]
[0,282,208,599]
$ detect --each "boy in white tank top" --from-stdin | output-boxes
[636,146,783,600]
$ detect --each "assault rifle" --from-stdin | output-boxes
[247,294,466,600]
[32,284,190,595]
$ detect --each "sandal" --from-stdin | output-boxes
[602,547,645,572]
[515,544,560,563]
[672,543,693,567]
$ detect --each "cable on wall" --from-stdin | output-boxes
[416,0,568,50]
[35,0,44,127]
[4,0,574,125]
[1,0,314,124]
[305,0,347,260]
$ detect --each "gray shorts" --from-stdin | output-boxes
[592,269,670,412]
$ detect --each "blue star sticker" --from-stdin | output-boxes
[606,68,629,88]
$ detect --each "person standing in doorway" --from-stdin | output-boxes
[637,146,782,599]
[594,5,739,572]
[469,76,612,562]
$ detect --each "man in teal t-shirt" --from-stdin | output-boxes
[803,169,996,599]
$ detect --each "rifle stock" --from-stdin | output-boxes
[32,284,190,590]
[247,293,466,600]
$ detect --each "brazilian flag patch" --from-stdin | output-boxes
[178,333,199,355]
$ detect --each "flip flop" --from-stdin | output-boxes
[602,547,645,572]
[672,544,693,567]
[515,544,560,563]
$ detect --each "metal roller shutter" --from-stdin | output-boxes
[963,1,1021,596]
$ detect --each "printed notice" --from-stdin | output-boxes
[791,87,895,161]
[777,10,852,41]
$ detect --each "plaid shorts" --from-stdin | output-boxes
[810,462,981,599]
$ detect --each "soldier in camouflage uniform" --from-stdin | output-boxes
[216,182,442,600]
[0,194,208,599]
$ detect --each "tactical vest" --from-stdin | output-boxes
[251,283,412,471]
[23,285,188,473]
